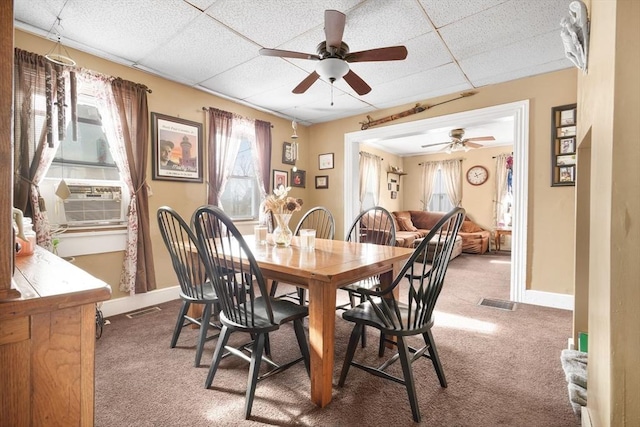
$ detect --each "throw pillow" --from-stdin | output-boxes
[397,216,418,232]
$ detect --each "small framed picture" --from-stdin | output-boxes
[390,191,397,199]
[272,169,288,190]
[559,138,575,154]
[557,125,576,138]
[560,108,576,125]
[557,154,576,166]
[151,112,203,183]
[559,166,574,183]
[318,153,334,170]
[291,169,306,188]
[282,142,296,165]
[315,175,329,189]
[387,183,392,191]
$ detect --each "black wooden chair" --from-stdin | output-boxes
[157,206,220,367]
[340,206,397,307]
[338,207,465,423]
[270,206,335,304]
[192,205,310,419]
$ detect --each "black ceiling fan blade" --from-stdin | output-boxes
[346,46,408,63]
[343,69,371,95]
[259,48,320,61]
[292,71,320,94]
[324,10,346,50]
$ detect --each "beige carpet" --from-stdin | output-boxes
[95,253,580,426]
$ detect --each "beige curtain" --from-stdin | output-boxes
[441,159,462,207]
[420,161,439,210]
[494,153,511,227]
[359,151,382,210]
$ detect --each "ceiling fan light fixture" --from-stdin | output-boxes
[316,58,349,82]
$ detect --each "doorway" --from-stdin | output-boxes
[343,100,529,303]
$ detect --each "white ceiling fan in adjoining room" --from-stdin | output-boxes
[421,128,496,154]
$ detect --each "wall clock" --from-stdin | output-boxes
[466,165,489,186]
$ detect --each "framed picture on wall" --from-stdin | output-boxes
[272,169,288,190]
[282,142,296,165]
[151,112,203,183]
[315,175,328,189]
[318,153,334,170]
[291,169,306,188]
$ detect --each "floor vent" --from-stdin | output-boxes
[125,306,161,319]
[478,298,516,311]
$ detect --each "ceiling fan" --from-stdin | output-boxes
[259,10,408,96]
[421,128,496,153]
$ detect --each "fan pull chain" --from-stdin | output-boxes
[331,84,334,106]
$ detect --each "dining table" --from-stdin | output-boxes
[189,234,414,408]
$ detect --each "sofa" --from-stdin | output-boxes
[392,210,490,254]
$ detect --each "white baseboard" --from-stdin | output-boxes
[100,286,181,318]
[523,289,574,310]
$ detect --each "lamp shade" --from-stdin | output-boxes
[316,58,349,82]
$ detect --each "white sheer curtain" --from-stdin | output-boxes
[494,153,512,227]
[441,159,462,207]
[75,69,137,293]
[420,161,439,210]
[359,151,382,210]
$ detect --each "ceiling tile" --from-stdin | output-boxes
[137,14,259,84]
[418,0,508,28]
[439,0,575,59]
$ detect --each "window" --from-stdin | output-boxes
[360,166,378,210]
[428,169,454,212]
[46,101,120,181]
[219,138,260,220]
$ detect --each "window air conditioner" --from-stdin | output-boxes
[62,183,126,226]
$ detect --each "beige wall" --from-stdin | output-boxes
[15,30,312,298]
[15,30,579,300]
[576,1,640,426]
[308,69,577,295]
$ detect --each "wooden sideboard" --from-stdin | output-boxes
[0,247,111,426]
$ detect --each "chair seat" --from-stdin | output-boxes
[180,281,217,303]
[340,277,380,293]
[220,296,308,332]
[342,300,434,337]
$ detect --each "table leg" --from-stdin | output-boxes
[307,279,336,407]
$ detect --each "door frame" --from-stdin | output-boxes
[343,100,529,303]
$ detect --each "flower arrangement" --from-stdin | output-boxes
[263,185,303,214]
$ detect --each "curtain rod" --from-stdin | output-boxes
[201,107,274,127]
[418,158,463,165]
[492,152,513,159]
[359,151,383,161]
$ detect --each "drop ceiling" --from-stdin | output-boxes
[15,0,574,131]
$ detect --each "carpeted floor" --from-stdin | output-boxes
[95,253,580,426]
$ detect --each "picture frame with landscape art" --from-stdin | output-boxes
[151,112,203,183]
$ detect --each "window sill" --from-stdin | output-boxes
[55,228,127,257]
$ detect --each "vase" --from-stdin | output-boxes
[273,213,293,247]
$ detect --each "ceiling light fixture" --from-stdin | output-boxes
[445,143,470,154]
[315,58,349,83]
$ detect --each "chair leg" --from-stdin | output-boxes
[170,300,190,348]
[397,336,421,423]
[378,332,386,357]
[338,324,363,387]
[205,326,231,389]
[360,294,367,348]
[264,333,271,357]
[245,333,266,419]
[424,329,447,387]
[293,318,310,376]
[297,288,307,305]
[195,303,212,367]
[269,280,279,297]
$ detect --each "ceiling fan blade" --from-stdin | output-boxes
[466,136,495,142]
[259,48,320,61]
[343,69,371,95]
[465,141,483,148]
[292,71,320,94]
[421,141,451,148]
[324,10,346,50]
[346,46,408,63]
